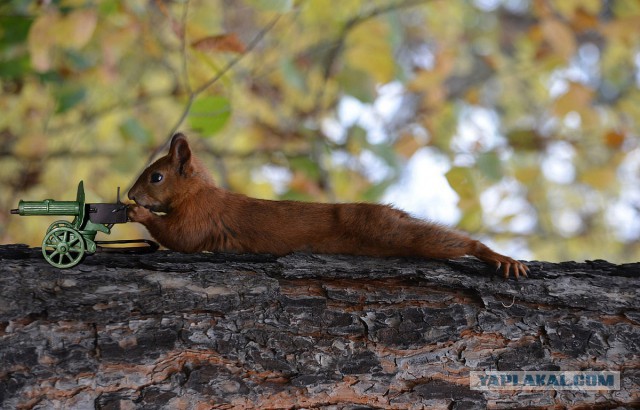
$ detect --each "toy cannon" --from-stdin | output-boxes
[11,181,157,268]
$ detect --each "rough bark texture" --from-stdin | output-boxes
[0,244,638,409]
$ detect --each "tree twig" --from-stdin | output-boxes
[308,0,432,200]
[179,0,193,96]
[152,14,283,163]
[124,10,282,191]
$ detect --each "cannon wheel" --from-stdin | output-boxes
[46,220,73,233]
[41,227,86,268]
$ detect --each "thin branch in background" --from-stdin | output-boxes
[120,9,282,192]
[322,0,432,81]
[308,0,433,200]
[143,13,283,167]
[191,15,281,97]
[47,90,177,135]
[179,0,193,96]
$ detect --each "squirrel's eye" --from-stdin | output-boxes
[150,173,163,183]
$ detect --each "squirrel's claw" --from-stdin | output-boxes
[500,260,529,280]
[490,257,528,280]
[474,244,528,280]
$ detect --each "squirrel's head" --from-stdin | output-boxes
[128,133,208,212]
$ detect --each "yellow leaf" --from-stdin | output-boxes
[553,82,593,116]
[409,69,444,93]
[602,17,640,43]
[580,0,603,15]
[57,9,97,49]
[541,17,576,60]
[458,201,482,232]
[514,166,541,185]
[552,0,600,19]
[27,9,97,72]
[464,87,481,105]
[579,167,616,190]
[14,134,48,159]
[345,20,394,84]
[395,134,421,159]
[446,166,476,200]
[434,48,457,77]
[289,172,324,198]
[578,106,599,129]
[571,7,599,32]
[28,12,58,72]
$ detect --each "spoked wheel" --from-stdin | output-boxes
[46,220,74,233]
[41,227,86,268]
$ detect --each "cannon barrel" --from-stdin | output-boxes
[12,199,81,216]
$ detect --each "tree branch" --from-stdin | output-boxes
[163,14,283,146]
[123,12,283,190]
[1,247,638,408]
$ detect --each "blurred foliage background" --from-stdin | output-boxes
[1,0,640,262]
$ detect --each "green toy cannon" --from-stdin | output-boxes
[11,181,157,268]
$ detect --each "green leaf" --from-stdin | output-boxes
[346,126,368,154]
[289,156,320,180]
[37,70,63,84]
[362,178,396,202]
[446,166,476,200]
[188,95,231,136]
[337,67,376,103]
[280,57,305,90]
[246,0,293,12]
[506,129,539,151]
[112,148,143,174]
[457,204,482,232]
[280,190,315,202]
[0,55,30,78]
[54,85,86,113]
[119,117,153,145]
[0,15,33,46]
[446,166,481,230]
[368,144,399,169]
[98,0,120,15]
[64,49,95,71]
[477,151,502,181]
[1,0,33,14]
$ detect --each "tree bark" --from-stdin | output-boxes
[0,244,638,409]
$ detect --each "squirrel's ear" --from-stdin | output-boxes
[169,133,193,176]
[169,133,187,153]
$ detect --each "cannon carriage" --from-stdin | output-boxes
[11,181,156,268]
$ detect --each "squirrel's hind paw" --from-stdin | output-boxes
[498,259,529,280]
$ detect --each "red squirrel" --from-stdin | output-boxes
[128,134,528,278]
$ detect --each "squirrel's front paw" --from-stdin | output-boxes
[128,204,153,223]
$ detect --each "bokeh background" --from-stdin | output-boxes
[1,0,640,263]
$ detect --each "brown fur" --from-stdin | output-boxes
[128,134,528,278]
